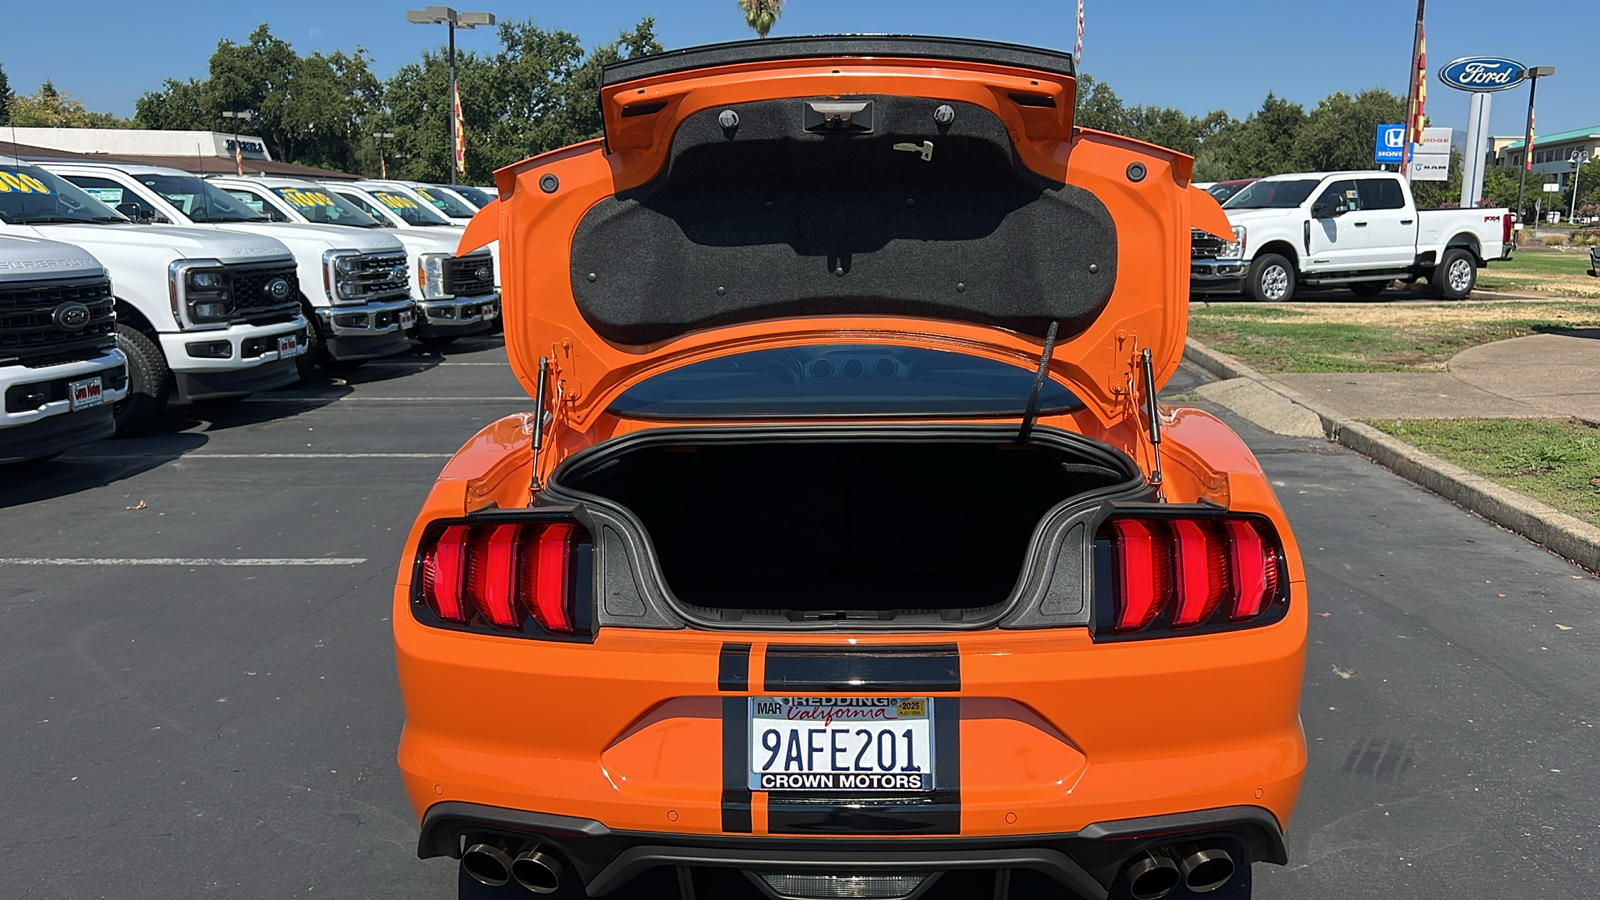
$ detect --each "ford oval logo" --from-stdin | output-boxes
[53,301,92,331]
[1438,56,1527,92]
[263,277,292,301]
[474,265,492,283]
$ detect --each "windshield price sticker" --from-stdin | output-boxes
[0,171,54,194]
[275,189,334,209]
[375,192,420,210]
[749,697,934,792]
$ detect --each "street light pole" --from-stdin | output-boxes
[373,131,396,179]
[1572,150,1592,223]
[1515,66,1555,228]
[406,6,495,185]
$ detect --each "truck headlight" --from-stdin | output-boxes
[1218,225,1247,261]
[168,258,233,329]
[323,250,364,305]
[417,253,451,300]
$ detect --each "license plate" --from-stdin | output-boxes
[400,310,416,328]
[749,697,934,792]
[277,334,298,355]
[68,376,104,411]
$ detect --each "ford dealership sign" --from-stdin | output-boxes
[1437,57,1527,92]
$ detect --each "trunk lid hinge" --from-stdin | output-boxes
[528,355,551,501]
[1140,347,1165,490]
[1015,319,1061,445]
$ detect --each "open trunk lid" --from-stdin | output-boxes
[459,35,1231,429]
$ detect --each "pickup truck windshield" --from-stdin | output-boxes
[138,174,267,223]
[1224,180,1320,209]
[415,186,476,217]
[270,187,382,227]
[0,165,126,225]
[365,190,453,226]
[442,185,493,208]
[608,345,1082,418]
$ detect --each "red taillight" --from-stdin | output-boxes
[1503,213,1514,245]
[1110,519,1172,632]
[1102,514,1285,637]
[415,519,584,635]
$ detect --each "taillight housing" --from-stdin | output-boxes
[413,515,594,640]
[1094,510,1288,640]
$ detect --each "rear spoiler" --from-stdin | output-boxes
[601,34,1078,87]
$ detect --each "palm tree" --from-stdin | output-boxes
[738,0,784,39]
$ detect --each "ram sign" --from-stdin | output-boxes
[1437,57,1527,93]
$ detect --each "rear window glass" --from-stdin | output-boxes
[607,345,1081,418]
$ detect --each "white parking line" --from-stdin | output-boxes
[0,558,368,566]
[365,361,509,367]
[72,452,453,460]
[242,396,528,403]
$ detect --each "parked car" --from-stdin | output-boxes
[356,179,479,223]
[0,235,128,462]
[0,156,307,433]
[434,184,496,210]
[1192,171,1513,301]
[45,163,414,376]
[1203,179,1254,205]
[392,35,1307,900]
[209,176,498,343]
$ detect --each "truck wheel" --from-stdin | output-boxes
[1433,248,1477,300]
[297,312,325,380]
[1350,281,1388,297]
[1246,254,1295,303]
[112,324,172,435]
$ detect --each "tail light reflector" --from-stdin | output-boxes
[1099,514,1287,638]
[416,518,588,636]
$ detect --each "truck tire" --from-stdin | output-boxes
[1246,254,1295,303]
[296,310,324,380]
[112,324,172,435]
[1432,248,1477,300]
[1350,281,1388,297]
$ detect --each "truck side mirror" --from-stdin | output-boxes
[1313,200,1345,220]
[116,201,155,223]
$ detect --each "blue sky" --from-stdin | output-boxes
[1,0,1590,140]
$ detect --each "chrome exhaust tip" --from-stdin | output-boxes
[461,838,514,887]
[1176,843,1236,893]
[1125,849,1182,900]
[510,844,565,894]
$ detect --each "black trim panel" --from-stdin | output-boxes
[721,697,752,833]
[718,642,751,692]
[763,644,961,693]
[603,35,1077,87]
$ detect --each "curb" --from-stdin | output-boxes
[1183,337,1600,571]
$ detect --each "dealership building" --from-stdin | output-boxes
[1491,126,1600,183]
[1,127,353,179]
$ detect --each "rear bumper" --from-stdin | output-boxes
[1190,259,1249,294]
[418,801,1285,898]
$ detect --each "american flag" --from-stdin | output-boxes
[453,81,466,176]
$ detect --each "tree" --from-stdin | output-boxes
[738,0,784,39]
[1073,74,1127,133]
[1292,88,1404,173]
[9,80,130,128]
[0,62,11,126]
[1211,94,1307,179]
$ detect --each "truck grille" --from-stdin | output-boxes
[227,261,303,323]
[443,254,495,296]
[345,252,410,302]
[1191,228,1225,259]
[0,277,116,368]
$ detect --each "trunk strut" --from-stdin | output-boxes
[1141,347,1164,487]
[1015,319,1060,445]
[529,356,550,499]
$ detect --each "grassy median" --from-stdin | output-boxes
[1368,418,1600,526]
[1188,301,1600,373]
[1476,249,1600,299]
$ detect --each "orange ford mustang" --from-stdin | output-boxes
[395,36,1307,900]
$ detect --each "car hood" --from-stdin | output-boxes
[1216,207,1302,226]
[382,228,462,254]
[26,223,293,265]
[209,222,405,254]
[0,234,105,281]
[459,35,1231,429]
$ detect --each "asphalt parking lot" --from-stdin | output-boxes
[3,342,1597,899]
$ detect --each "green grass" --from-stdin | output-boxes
[1368,418,1600,526]
[1188,301,1600,373]
[1477,248,1600,298]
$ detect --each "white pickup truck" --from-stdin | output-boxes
[1191,170,1514,302]
[0,157,308,433]
[0,235,129,462]
[44,162,416,376]
[212,176,499,343]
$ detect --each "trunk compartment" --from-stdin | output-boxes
[547,427,1146,627]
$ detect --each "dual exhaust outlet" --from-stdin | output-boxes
[1125,843,1236,899]
[462,837,565,894]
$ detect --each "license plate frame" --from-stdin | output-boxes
[748,697,934,792]
[277,334,298,356]
[68,376,104,411]
[399,309,416,329]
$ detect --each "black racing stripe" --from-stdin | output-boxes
[721,696,752,833]
[718,642,751,692]
[763,644,960,693]
[767,697,961,835]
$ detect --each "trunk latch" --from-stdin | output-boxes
[804,100,874,133]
